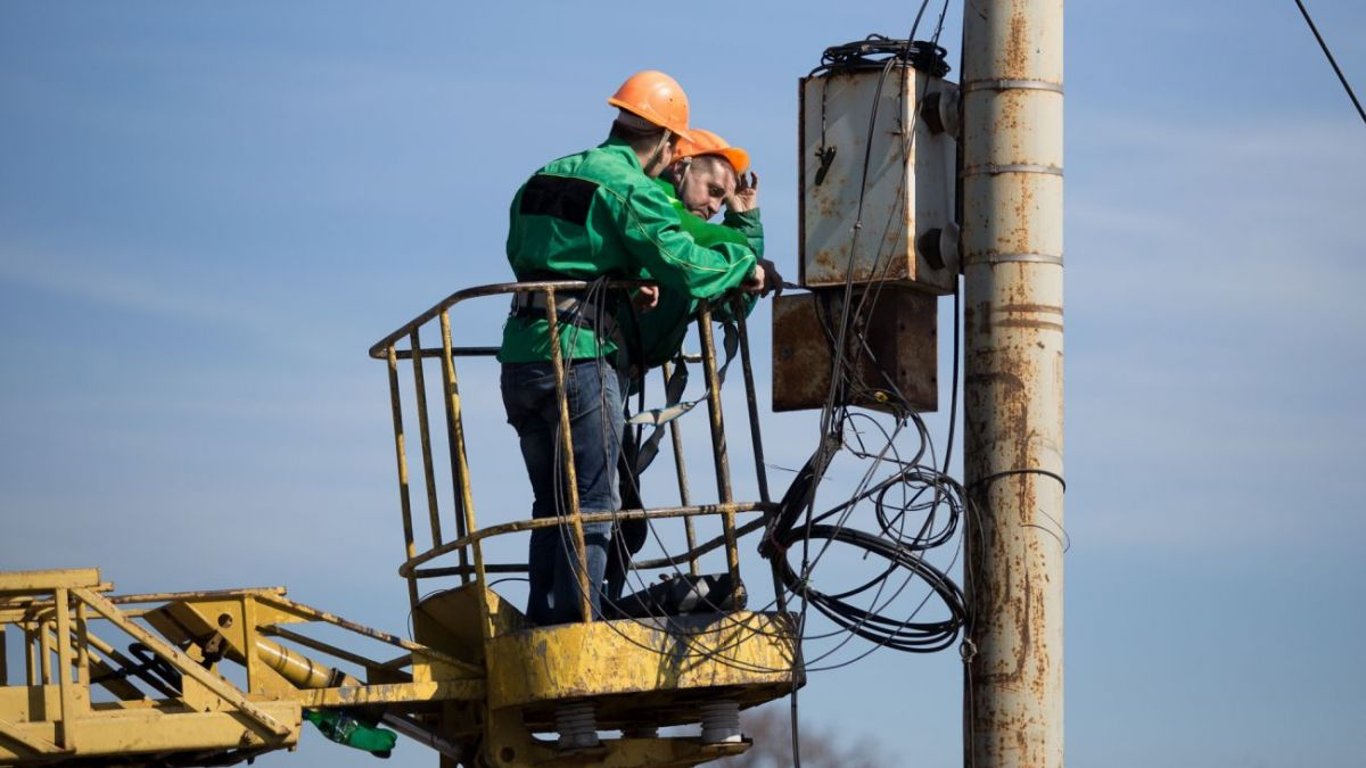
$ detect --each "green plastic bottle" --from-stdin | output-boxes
[303,709,398,758]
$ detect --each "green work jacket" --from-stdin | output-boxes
[498,138,757,365]
[626,178,766,368]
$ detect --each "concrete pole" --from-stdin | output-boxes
[960,0,1065,766]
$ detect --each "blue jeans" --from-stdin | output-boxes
[501,359,625,625]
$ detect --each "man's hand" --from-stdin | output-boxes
[633,285,660,311]
[742,259,784,298]
[755,258,783,298]
[726,171,759,214]
[741,261,767,295]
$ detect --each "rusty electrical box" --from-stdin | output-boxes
[777,41,957,416]
[798,64,959,294]
[772,286,937,414]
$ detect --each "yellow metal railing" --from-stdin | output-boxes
[369,281,777,625]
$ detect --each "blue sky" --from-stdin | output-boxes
[2,2,1365,767]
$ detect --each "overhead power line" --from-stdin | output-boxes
[1293,0,1366,126]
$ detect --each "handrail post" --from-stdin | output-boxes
[386,346,421,609]
[696,305,740,585]
[662,361,700,577]
[409,327,445,551]
[439,312,476,585]
[732,300,771,503]
[544,287,594,622]
[732,299,788,613]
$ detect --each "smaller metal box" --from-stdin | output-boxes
[799,67,959,294]
[772,286,938,414]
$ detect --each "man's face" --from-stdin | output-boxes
[675,157,737,220]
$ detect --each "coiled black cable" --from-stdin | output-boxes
[771,521,966,654]
[764,432,969,656]
[810,34,951,78]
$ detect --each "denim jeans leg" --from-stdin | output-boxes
[502,364,559,625]
[502,359,624,624]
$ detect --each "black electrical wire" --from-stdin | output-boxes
[782,6,956,764]
[1293,0,1366,125]
[760,417,969,665]
[771,523,966,653]
[810,34,951,78]
[768,5,968,659]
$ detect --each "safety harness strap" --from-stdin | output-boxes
[628,320,741,473]
[509,290,625,351]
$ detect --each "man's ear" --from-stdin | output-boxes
[662,157,690,182]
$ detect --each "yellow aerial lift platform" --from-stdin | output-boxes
[1,281,801,768]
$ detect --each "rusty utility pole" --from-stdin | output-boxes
[960,0,1065,766]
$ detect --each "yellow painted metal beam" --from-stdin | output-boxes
[0,570,101,593]
[52,588,78,750]
[253,593,483,678]
[0,714,67,756]
[108,586,287,604]
[72,588,292,738]
[295,679,483,708]
[0,702,301,764]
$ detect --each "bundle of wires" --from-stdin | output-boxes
[762,412,970,661]
[766,18,970,665]
[809,33,950,78]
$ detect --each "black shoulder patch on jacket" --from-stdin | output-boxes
[519,174,598,226]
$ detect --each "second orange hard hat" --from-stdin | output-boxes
[607,70,691,139]
[674,128,750,176]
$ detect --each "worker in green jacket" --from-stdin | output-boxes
[628,128,778,368]
[606,129,781,605]
[662,127,763,253]
[498,71,769,627]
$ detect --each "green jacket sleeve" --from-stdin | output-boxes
[606,180,756,301]
[649,180,759,323]
[722,208,764,259]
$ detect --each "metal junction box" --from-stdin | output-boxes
[772,286,937,414]
[799,67,959,293]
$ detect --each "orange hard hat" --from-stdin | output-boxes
[674,128,750,175]
[607,70,691,139]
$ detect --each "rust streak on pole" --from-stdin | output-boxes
[962,1,1065,767]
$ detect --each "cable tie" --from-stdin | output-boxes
[959,638,977,663]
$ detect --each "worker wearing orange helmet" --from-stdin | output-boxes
[663,127,777,279]
[601,127,784,608]
[666,128,757,224]
[624,128,782,368]
[498,71,770,627]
